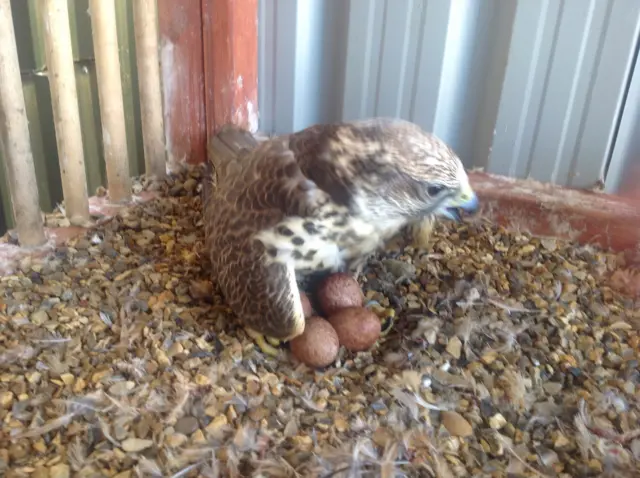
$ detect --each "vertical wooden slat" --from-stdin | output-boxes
[202,0,259,139]
[89,0,132,203]
[42,0,91,225]
[0,0,46,246]
[157,1,206,165]
[132,0,167,179]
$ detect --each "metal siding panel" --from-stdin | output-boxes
[375,0,414,117]
[527,0,605,183]
[257,0,275,134]
[605,35,640,196]
[342,0,385,121]
[272,0,299,134]
[489,0,562,178]
[255,0,639,190]
[569,0,640,188]
[466,0,517,171]
[410,0,451,132]
[398,0,427,121]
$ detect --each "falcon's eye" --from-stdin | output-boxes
[427,184,446,197]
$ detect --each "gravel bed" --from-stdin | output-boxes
[1,167,639,478]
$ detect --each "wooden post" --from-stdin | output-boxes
[156,1,207,165]
[89,0,132,203]
[202,0,259,139]
[0,0,46,247]
[133,0,167,179]
[42,0,91,225]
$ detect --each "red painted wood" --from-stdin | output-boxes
[157,1,207,165]
[202,0,259,139]
[469,171,640,254]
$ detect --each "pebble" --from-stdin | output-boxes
[191,429,207,445]
[30,310,49,325]
[446,336,463,359]
[0,391,13,409]
[441,410,473,437]
[121,438,154,452]
[165,433,188,447]
[543,381,563,395]
[553,433,571,449]
[59,373,75,386]
[108,381,135,397]
[49,464,70,478]
[175,416,199,435]
[489,413,507,430]
[32,467,50,478]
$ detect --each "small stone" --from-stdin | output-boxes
[91,369,111,383]
[334,414,348,432]
[32,439,47,453]
[489,413,507,430]
[59,373,75,386]
[446,336,463,359]
[191,429,207,445]
[73,378,86,393]
[0,391,13,409]
[166,433,188,448]
[32,467,50,478]
[27,371,42,384]
[205,415,228,435]
[31,310,49,325]
[553,433,570,449]
[168,342,184,356]
[587,458,603,473]
[121,438,154,452]
[292,435,313,451]
[108,381,135,397]
[195,374,210,385]
[543,381,563,395]
[49,464,70,478]
[155,350,171,367]
[175,416,199,435]
[441,411,473,437]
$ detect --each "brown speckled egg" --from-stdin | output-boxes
[317,272,363,316]
[327,307,381,352]
[290,316,340,368]
[300,291,314,318]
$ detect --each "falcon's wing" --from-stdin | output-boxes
[206,124,332,234]
[286,123,357,209]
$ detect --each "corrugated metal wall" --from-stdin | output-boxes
[258,0,640,192]
[0,0,145,234]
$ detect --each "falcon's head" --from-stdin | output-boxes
[318,118,479,222]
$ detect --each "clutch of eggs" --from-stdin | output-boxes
[291,273,382,368]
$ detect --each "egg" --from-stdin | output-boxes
[317,272,364,316]
[300,291,314,318]
[290,316,340,368]
[327,306,381,352]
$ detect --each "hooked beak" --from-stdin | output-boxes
[440,183,479,222]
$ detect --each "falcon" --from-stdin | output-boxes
[201,118,479,356]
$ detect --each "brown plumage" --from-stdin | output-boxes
[202,118,479,344]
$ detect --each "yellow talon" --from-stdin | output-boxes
[380,316,394,336]
[366,302,395,336]
[245,328,282,357]
[266,336,281,347]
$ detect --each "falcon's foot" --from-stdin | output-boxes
[365,300,396,336]
[245,327,283,357]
